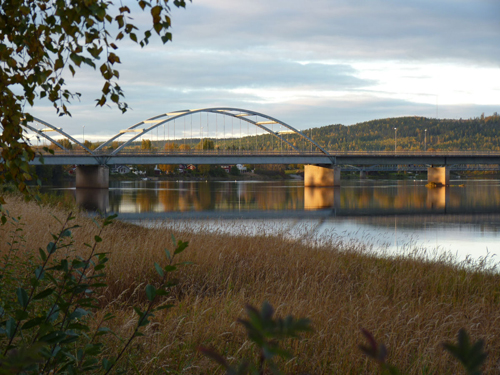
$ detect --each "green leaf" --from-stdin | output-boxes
[154,262,164,277]
[145,284,156,301]
[174,240,189,255]
[35,266,45,280]
[94,235,102,243]
[164,248,171,260]
[164,265,176,273]
[47,241,56,254]
[17,287,29,308]
[104,214,118,226]
[154,304,174,311]
[38,248,47,261]
[22,317,45,330]
[33,288,54,300]
[133,306,143,317]
[155,289,168,296]
[102,358,113,371]
[6,317,17,339]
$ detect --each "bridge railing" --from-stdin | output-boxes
[34,148,500,157]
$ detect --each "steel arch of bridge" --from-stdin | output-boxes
[26,107,333,164]
[25,116,92,153]
[98,107,332,160]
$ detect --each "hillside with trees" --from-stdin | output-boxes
[202,113,500,152]
[311,113,500,151]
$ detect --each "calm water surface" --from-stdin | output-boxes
[50,178,500,265]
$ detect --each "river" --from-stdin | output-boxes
[47,177,500,267]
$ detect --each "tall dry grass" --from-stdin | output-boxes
[2,196,500,374]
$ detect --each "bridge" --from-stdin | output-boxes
[24,107,500,188]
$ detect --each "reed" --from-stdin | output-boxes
[2,197,499,374]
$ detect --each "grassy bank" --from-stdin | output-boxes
[1,198,500,373]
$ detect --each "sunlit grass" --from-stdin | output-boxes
[2,197,500,374]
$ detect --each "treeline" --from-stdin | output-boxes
[213,113,500,152]
[310,113,500,151]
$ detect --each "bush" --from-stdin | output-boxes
[229,166,240,176]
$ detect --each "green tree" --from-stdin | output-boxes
[196,139,215,150]
[0,0,188,198]
[230,165,240,176]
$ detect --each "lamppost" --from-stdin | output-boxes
[394,127,397,152]
[201,126,204,151]
[424,129,427,151]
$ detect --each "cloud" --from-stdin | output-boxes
[170,0,500,64]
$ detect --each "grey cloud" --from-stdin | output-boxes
[169,0,500,64]
[118,49,374,91]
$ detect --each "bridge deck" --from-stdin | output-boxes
[31,150,500,166]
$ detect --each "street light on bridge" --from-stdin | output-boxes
[394,127,397,152]
[425,129,427,151]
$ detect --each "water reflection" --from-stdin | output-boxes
[50,179,500,262]
[66,179,500,217]
[75,188,109,212]
[304,187,340,210]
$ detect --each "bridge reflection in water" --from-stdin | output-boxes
[66,180,500,220]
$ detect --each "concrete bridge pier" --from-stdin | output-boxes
[427,166,450,186]
[304,164,341,187]
[76,165,109,189]
[360,170,367,179]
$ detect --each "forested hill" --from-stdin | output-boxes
[128,113,500,152]
[311,113,500,151]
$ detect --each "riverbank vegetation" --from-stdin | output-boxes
[1,197,499,373]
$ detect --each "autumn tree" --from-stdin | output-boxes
[141,139,152,150]
[50,138,73,150]
[159,164,178,174]
[0,0,188,197]
[165,142,179,151]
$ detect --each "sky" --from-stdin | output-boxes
[31,0,500,142]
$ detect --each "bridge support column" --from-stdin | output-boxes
[304,164,341,187]
[360,170,367,179]
[76,165,109,189]
[427,166,450,186]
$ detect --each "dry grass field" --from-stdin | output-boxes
[1,197,500,374]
